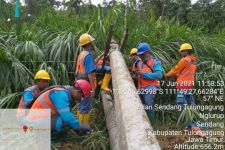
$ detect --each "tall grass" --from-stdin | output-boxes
[0,3,225,149]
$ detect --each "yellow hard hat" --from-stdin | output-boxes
[179,43,193,52]
[130,48,138,55]
[34,70,51,80]
[79,33,95,46]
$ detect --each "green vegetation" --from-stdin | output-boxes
[0,0,224,149]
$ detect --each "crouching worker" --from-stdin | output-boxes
[95,52,112,92]
[136,43,163,130]
[27,79,92,133]
[17,70,51,119]
[18,70,51,109]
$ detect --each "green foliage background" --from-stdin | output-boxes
[0,0,225,149]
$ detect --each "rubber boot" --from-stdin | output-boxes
[77,110,90,124]
[101,73,112,92]
[146,110,156,130]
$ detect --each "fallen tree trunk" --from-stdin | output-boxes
[103,40,161,150]
[100,91,119,150]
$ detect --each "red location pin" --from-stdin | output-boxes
[23,125,28,133]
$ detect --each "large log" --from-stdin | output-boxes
[106,40,161,150]
[100,91,119,150]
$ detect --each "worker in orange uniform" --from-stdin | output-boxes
[75,33,96,124]
[136,43,163,129]
[28,80,92,132]
[129,48,141,88]
[18,70,51,110]
[166,43,197,107]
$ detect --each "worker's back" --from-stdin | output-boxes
[29,86,67,120]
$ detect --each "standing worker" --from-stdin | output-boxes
[129,48,141,88]
[136,43,163,129]
[75,33,96,124]
[18,70,51,109]
[166,43,196,107]
[28,80,92,132]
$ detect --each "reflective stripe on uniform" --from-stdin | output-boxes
[18,85,40,109]
[177,56,196,88]
[38,97,57,114]
[76,51,89,78]
[31,87,66,116]
[138,58,160,88]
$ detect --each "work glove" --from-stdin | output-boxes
[74,124,92,136]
